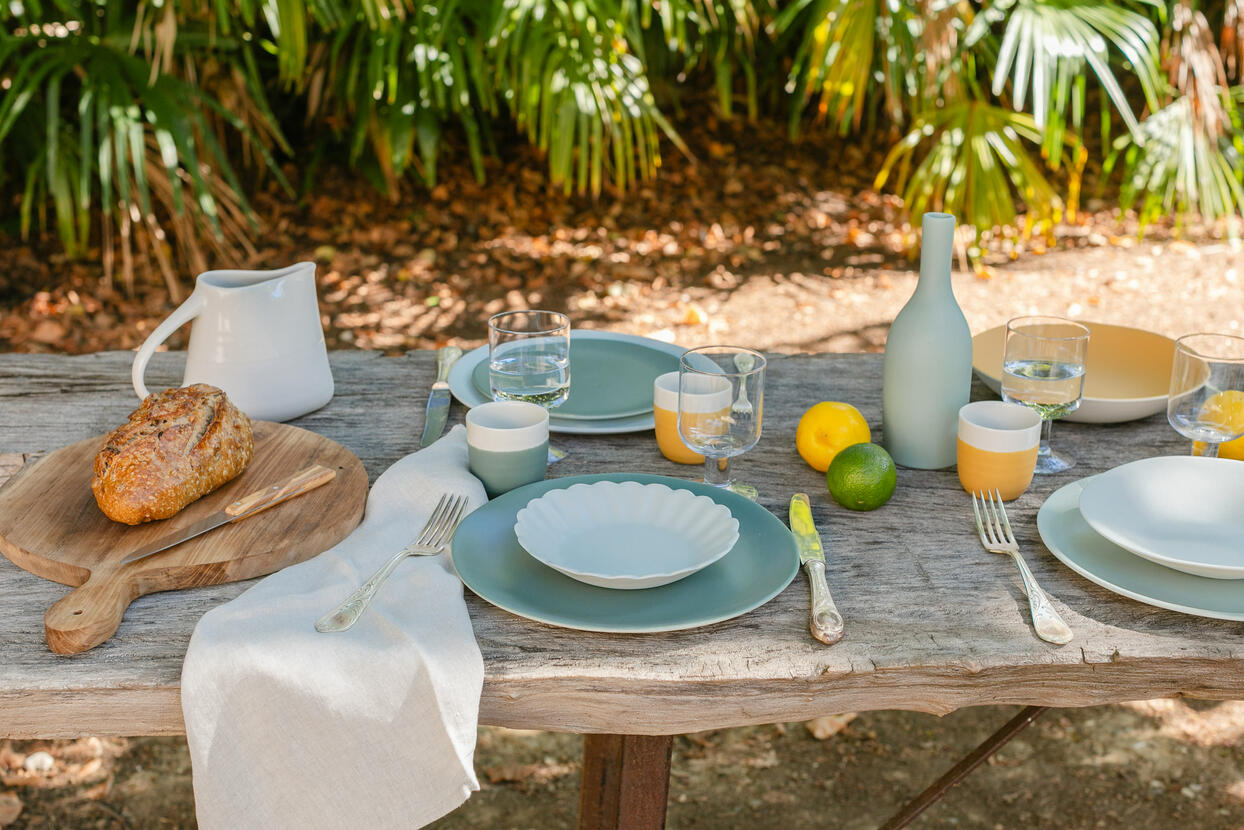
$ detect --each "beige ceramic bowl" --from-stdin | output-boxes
[972,321,1175,424]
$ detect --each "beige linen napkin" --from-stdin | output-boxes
[181,426,487,829]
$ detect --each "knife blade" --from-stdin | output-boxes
[119,465,337,565]
[789,493,845,645]
[420,345,463,448]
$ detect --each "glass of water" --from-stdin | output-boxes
[1167,333,1244,457]
[488,310,571,408]
[1001,316,1090,475]
[677,346,765,489]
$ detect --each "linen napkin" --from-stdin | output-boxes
[181,426,488,829]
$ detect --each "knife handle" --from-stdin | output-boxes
[804,560,845,645]
[436,345,463,383]
[225,465,337,518]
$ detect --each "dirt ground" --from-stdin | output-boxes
[3,109,1244,829]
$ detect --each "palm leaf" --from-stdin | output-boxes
[876,98,1064,237]
[971,0,1163,161]
[1105,91,1244,227]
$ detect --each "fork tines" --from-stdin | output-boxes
[971,489,1015,548]
[420,493,468,548]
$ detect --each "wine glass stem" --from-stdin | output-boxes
[1037,418,1054,459]
[1192,440,1220,458]
[703,455,732,488]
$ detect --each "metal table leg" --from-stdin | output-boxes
[879,706,1049,830]
[578,734,674,830]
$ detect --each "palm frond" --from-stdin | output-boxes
[1105,91,1244,228]
[641,0,764,119]
[1224,0,1244,82]
[875,98,1064,237]
[0,10,282,293]
[1164,1,1231,139]
[491,0,685,196]
[972,0,1162,164]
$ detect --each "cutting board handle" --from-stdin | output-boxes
[45,571,138,655]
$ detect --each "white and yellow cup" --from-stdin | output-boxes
[653,371,732,465]
[957,401,1041,500]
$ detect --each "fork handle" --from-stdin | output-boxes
[315,547,414,633]
[1009,552,1073,645]
[804,560,845,645]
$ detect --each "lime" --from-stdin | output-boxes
[826,443,897,511]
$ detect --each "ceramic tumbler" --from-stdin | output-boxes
[653,371,735,465]
[957,401,1042,500]
[466,401,550,499]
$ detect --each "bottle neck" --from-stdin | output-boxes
[913,258,952,299]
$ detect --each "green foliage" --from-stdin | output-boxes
[3,0,1244,279]
[877,98,1064,233]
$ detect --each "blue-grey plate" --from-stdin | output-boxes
[471,337,681,420]
[448,331,687,434]
[1037,476,1244,621]
[453,474,799,632]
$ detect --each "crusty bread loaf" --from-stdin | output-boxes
[92,384,254,525]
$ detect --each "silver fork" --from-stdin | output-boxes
[315,493,468,633]
[971,490,1073,645]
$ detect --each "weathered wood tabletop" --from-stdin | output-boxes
[2,350,1242,740]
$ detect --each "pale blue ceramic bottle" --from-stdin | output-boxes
[881,212,972,469]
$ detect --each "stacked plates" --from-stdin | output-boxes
[1038,456,1244,620]
[449,330,685,434]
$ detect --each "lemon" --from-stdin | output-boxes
[796,402,871,472]
[826,443,897,511]
[1193,389,1244,460]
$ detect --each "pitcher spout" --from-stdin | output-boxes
[196,261,316,291]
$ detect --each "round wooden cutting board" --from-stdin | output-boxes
[0,422,368,655]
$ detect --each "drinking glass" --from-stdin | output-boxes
[677,346,765,489]
[487,310,571,408]
[1166,332,1244,457]
[1000,316,1090,475]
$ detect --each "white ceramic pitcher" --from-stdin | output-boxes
[132,262,334,422]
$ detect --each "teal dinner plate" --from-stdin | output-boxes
[470,335,681,420]
[453,474,799,633]
[1037,477,1244,621]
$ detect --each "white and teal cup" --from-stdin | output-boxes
[466,401,550,499]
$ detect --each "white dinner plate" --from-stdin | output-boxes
[1038,476,1244,620]
[449,331,687,434]
[1077,456,1244,579]
[513,481,739,589]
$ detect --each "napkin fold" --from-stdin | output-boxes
[181,426,487,829]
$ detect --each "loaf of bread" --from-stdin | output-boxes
[92,384,254,525]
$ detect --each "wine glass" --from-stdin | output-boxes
[1166,332,1244,457]
[677,346,765,489]
[487,311,571,408]
[1000,316,1090,475]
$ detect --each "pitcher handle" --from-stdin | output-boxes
[131,291,204,401]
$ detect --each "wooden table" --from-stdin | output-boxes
[3,351,1243,827]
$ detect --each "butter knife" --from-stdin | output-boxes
[119,465,337,565]
[420,345,462,448]
[788,493,845,645]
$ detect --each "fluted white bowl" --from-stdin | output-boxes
[513,481,740,589]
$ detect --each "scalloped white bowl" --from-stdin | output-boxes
[513,481,740,589]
